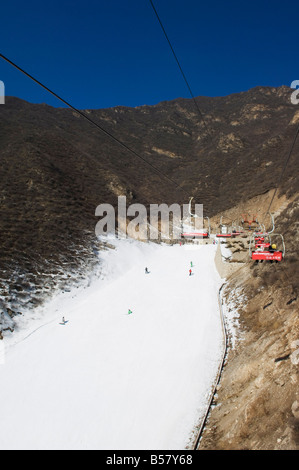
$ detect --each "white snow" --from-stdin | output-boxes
[221,285,245,350]
[0,238,224,450]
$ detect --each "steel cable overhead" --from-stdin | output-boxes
[0,52,189,199]
[148,0,212,142]
[148,0,219,214]
[149,1,298,223]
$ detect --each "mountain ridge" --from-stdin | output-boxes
[0,85,298,328]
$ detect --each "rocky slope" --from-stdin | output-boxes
[1,85,299,449]
[199,193,299,450]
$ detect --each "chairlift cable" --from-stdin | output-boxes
[0,52,189,199]
[148,0,212,142]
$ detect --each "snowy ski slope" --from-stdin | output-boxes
[0,238,224,450]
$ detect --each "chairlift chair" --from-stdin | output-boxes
[216,216,233,238]
[249,233,285,262]
[182,197,210,239]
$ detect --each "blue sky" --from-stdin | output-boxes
[0,0,298,109]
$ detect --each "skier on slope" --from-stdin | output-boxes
[128,309,133,315]
[145,267,149,274]
[189,269,192,276]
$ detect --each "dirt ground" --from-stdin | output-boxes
[198,197,299,450]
